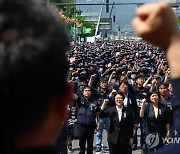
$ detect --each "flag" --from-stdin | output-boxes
[82,27,92,34]
[70,26,78,37]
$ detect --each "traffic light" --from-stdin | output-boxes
[106,0,109,13]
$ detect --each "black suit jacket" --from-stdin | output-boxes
[144,102,171,138]
[100,106,134,145]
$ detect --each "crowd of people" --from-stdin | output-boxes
[65,40,175,153]
[0,0,180,154]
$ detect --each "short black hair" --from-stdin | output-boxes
[158,83,168,89]
[100,77,108,83]
[120,79,129,87]
[0,0,70,135]
[82,86,92,92]
[115,92,125,100]
[146,90,160,103]
[136,75,145,80]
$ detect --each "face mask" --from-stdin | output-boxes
[99,68,103,73]
[131,74,136,79]
[111,79,116,83]
[69,67,74,71]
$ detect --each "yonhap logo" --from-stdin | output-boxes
[146,133,159,149]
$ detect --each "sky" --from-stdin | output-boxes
[76,0,160,29]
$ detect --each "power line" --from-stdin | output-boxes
[51,2,180,7]
[52,2,144,6]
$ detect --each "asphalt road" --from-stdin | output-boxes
[68,128,143,154]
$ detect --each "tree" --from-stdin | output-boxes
[51,0,75,17]
[177,16,180,23]
[177,16,180,30]
[50,0,95,37]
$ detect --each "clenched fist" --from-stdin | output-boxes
[131,2,179,51]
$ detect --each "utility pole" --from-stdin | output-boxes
[95,0,105,36]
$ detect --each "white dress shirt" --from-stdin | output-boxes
[117,107,123,122]
[123,93,128,107]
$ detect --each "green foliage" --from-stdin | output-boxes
[51,0,76,17]
[50,0,95,37]
[177,16,180,23]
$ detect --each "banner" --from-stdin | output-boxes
[70,26,75,36]
[82,27,92,34]
[70,26,78,37]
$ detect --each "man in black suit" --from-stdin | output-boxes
[100,92,134,154]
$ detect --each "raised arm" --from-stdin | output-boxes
[88,74,96,88]
[99,99,111,117]
[108,71,116,85]
[131,2,180,79]
[139,99,147,118]
[143,76,152,88]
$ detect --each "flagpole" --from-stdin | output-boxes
[95,0,105,36]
